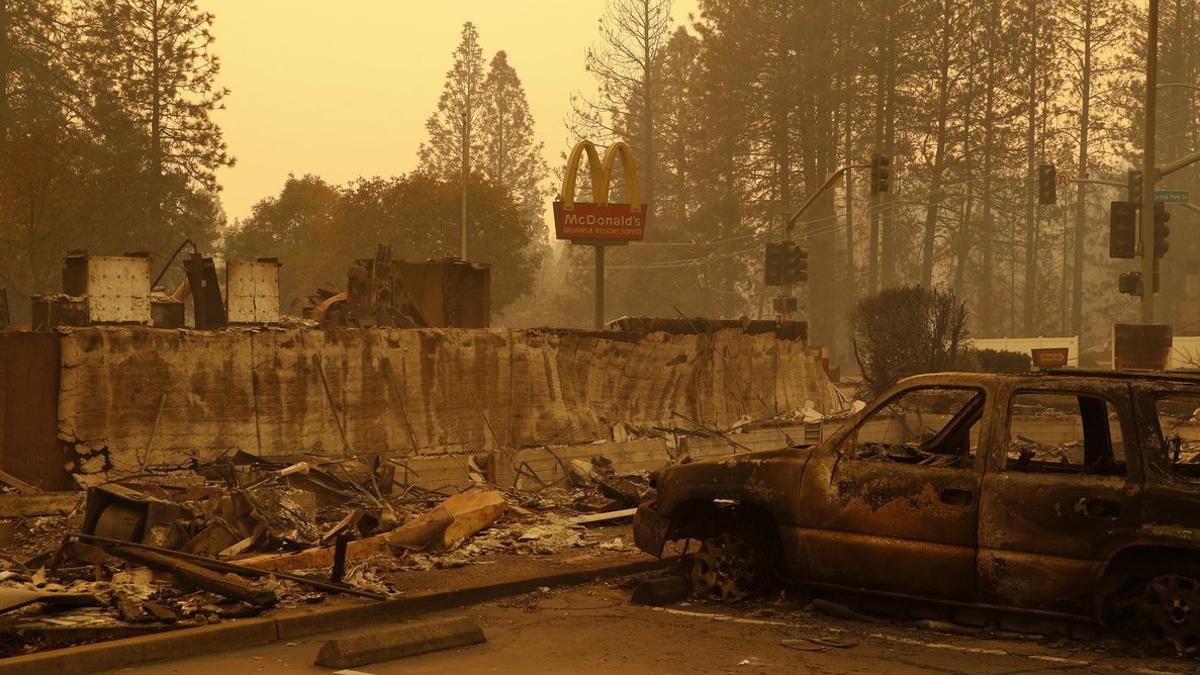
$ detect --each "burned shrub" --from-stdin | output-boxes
[850,285,969,397]
[971,348,1031,374]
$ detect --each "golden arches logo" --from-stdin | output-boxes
[560,140,642,212]
[553,140,647,243]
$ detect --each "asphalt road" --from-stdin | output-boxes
[105,579,1193,675]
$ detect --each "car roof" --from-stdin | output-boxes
[895,369,1200,388]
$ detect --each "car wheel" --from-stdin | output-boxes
[688,531,762,602]
[1138,573,1200,656]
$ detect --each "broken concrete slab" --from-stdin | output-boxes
[631,576,691,606]
[314,616,486,668]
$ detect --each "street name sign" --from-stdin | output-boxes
[1155,190,1189,203]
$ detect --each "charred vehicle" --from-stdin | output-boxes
[634,370,1200,653]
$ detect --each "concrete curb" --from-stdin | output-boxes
[0,556,667,675]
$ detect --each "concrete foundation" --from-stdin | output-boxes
[2,325,838,488]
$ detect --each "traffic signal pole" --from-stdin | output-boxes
[1140,0,1159,323]
[785,164,873,233]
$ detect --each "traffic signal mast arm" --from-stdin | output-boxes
[785,164,872,234]
[1074,177,1126,189]
[1157,149,1200,180]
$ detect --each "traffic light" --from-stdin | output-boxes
[773,296,799,314]
[785,244,809,283]
[1154,202,1171,257]
[764,242,787,286]
[1119,271,1141,296]
[1109,201,1137,259]
[870,154,892,194]
[1037,164,1056,205]
[1128,169,1143,204]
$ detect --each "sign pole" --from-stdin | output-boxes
[1140,0,1159,323]
[553,140,647,329]
[594,244,605,330]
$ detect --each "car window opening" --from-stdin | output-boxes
[846,388,983,469]
[1007,392,1125,477]
[1155,393,1200,479]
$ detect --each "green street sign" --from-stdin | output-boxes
[1155,190,1190,203]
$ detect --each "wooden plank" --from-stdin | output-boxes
[0,492,83,517]
[0,469,41,494]
[109,545,277,606]
[569,508,637,525]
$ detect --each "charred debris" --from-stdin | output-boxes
[0,450,653,657]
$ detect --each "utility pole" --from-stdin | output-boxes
[845,118,855,300]
[461,147,469,261]
[1140,0,1159,323]
[845,166,855,298]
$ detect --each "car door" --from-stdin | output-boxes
[793,382,990,602]
[977,379,1143,617]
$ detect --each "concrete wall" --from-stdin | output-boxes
[56,327,839,483]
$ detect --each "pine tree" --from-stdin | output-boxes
[0,0,85,298]
[479,50,549,224]
[1060,0,1132,335]
[418,21,486,259]
[0,0,61,154]
[77,0,230,253]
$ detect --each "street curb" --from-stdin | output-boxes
[0,555,668,675]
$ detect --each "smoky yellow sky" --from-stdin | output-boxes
[203,1,699,225]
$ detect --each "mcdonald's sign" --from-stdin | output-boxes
[553,140,648,242]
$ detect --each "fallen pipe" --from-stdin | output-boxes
[67,533,387,601]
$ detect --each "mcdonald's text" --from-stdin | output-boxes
[553,201,647,241]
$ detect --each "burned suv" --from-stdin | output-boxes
[634,371,1200,653]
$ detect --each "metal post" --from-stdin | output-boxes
[594,244,605,330]
[1141,0,1159,323]
[845,166,854,297]
[461,155,468,261]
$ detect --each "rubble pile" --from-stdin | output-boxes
[0,451,655,657]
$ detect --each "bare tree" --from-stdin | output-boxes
[569,0,672,213]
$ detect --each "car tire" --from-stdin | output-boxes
[1137,573,1200,657]
[685,514,779,602]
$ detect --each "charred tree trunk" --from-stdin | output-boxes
[1022,1,1038,336]
[1072,0,1092,337]
[979,0,999,337]
[921,0,953,288]
[0,0,9,155]
[869,28,885,295]
[880,0,898,288]
[150,0,162,231]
